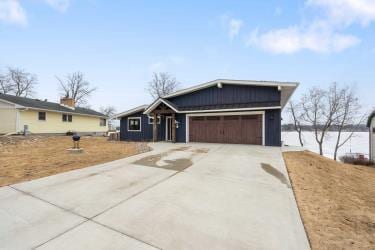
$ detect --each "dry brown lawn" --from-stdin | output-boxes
[0,136,149,187]
[283,150,375,250]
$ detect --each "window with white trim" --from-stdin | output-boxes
[128,117,141,131]
[148,115,160,124]
[38,112,46,121]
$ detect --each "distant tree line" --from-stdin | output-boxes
[286,83,367,160]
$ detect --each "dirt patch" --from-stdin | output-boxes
[133,152,193,171]
[169,146,191,152]
[191,148,209,154]
[283,150,375,249]
[261,163,291,188]
[0,136,150,187]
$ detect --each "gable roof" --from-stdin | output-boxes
[0,93,107,118]
[163,79,299,108]
[114,104,149,118]
[143,98,179,114]
[367,110,375,127]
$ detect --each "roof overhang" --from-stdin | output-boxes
[163,79,299,109]
[143,98,179,115]
[114,104,149,118]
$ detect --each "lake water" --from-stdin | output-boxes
[282,131,369,159]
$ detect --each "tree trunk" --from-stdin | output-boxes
[298,130,304,147]
[318,142,323,155]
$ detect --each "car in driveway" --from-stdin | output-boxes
[0,143,310,250]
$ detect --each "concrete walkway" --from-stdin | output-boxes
[0,143,310,250]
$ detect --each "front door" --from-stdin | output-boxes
[166,117,173,141]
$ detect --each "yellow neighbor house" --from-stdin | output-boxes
[0,94,108,135]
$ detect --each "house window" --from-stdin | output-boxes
[100,118,107,126]
[38,112,46,121]
[62,114,73,122]
[148,116,161,124]
[128,117,141,131]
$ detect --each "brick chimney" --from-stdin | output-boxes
[60,97,75,109]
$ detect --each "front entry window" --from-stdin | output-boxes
[128,117,141,131]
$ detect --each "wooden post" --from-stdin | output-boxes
[153,113,157,142]
[171,113,176,143]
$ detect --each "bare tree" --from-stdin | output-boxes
[57,71,96,106]
[332,85,365,160]
[0,71,13,94]
[147,72,179,99]
[301,83,341,155]
[99,106,116,117]
[5,67,37,97]
[286,101,304,146]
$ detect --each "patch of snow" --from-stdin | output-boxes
[282,131,369,159]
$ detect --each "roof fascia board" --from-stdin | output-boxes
[180,106,281,113]
[24,107,107,118]
[163,79,299,99]
[144,98,179,114]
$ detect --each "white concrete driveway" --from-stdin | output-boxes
[0,143,310,250]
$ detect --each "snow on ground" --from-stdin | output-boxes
[282,131,369,159]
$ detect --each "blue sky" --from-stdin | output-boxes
[1,0,374,113]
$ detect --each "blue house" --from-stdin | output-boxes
[116,79,298,146]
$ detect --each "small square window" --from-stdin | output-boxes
[62,114,73,122]
[38,112,46,121]
[148,116,161,124]
[128,117,141,131]
[100,118,107,126]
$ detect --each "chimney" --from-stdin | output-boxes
[60,97,75,109]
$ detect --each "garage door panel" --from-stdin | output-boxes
[189,114,262,145]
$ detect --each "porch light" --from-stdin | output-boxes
[175,120,180,128]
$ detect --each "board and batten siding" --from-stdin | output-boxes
[167,85,280,110]
[120,112,186,142]
[265,109,281,146]
[18,109,107,134]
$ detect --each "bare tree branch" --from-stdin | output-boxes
[57,71,96,106]
[147,72,179,100]
[286,100,304,146]
[3,67,37,97]
[332,85,366,160]
[99,106,116,117]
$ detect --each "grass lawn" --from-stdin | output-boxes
[283,150,375,250]
[0,136,149,187]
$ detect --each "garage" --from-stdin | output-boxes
[188,114,263,145]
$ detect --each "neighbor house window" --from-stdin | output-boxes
[148,116,160,124]
[128,117,141,131]
[100,118,107,126]
[62,114,72,122]
[38,112,46,121]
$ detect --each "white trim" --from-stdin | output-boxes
[115,105,148,118]
[165,116,172,141]
[180,106,281,114]
[144,98,179,114]
[16,109,20,132]
[185,111,266,146]
[163,79,299,99]
[148,115,161,125]
[127,117,142,132]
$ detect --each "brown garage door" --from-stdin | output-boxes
[189,114,262,145]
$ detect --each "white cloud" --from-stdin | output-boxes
[307,0,375,27]
[0,0,27,26]
[228,18,243,39]
[248,25,360,54]
[45,0,70,12]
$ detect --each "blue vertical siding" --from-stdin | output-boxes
[175,113,186,142]
[167,85,280,109]
[265,109,281,146]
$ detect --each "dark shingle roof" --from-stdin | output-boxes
[0,93,107,117]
